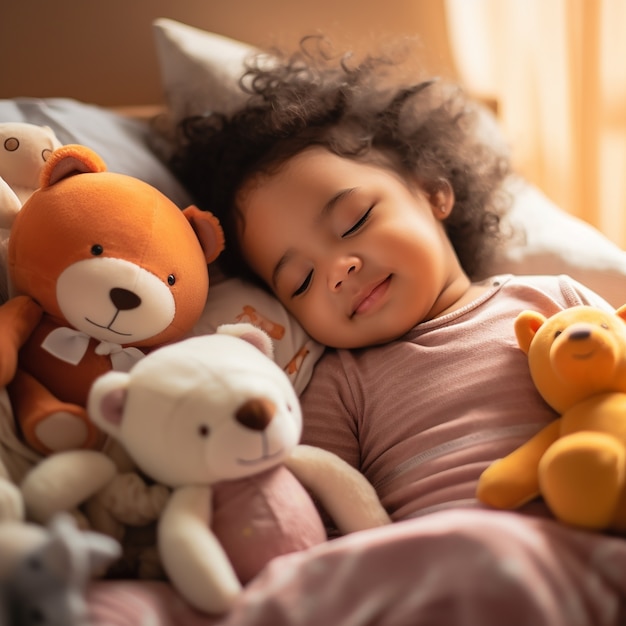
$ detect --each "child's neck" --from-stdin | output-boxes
[430,276,488,320]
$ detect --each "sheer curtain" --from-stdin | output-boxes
[445,0,626,248]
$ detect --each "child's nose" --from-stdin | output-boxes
[330,256,361,291]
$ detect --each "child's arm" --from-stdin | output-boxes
[0,295,43,386]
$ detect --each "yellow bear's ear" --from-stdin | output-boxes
[514,310,547,354]
[616,303,626,324]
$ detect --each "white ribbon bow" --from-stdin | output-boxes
[41,327,145,372]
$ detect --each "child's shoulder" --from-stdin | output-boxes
[493,273,612,311]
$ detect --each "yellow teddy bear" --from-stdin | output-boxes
[477,304,626,531]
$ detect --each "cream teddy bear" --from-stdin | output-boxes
[88,323,391,613]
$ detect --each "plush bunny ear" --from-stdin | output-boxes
[216,323,274,360]
[0,176,21,229]
[40,144,107,188]
[182,205,225,264]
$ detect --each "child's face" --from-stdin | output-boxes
[238,147,468,348]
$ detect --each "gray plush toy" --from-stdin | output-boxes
[0,513,120,626]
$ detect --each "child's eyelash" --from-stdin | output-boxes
[292,270,313,297]
[342,206,373,237]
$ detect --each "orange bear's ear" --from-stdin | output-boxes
[40,144,107,188]
[182,205,225,264]
[514,310,547,354]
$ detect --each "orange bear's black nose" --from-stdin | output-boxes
[110,287,142,311]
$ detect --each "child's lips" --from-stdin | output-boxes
[351,275,392,317]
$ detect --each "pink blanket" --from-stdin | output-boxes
[86,509,626,626]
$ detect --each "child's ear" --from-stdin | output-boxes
[428,177,454,219]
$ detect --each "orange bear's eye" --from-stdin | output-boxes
[91,244,103,256]
[167,274,176,286]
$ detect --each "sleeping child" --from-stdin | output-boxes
[169,36,626,625]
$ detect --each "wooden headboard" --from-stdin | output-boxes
[0,0,458,107]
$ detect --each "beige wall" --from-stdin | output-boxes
[0,0,458,106]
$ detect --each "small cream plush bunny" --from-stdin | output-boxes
[0,122,62,302]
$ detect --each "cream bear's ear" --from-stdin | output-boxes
[40,144,107,188]
[217,322,274,360]
[87,371,131,437]
[514,310,547,354]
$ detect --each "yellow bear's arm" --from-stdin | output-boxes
[0,295,43,386]
[477,420,561,509]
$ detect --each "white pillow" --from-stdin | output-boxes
[152,18,626,310]
[0,97,192,209]
[489,177,626,307]
[153,18,258,122]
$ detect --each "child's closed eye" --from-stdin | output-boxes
[292,270,313,297]
[342,206,373,237]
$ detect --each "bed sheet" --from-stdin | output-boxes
[85,509,626,626]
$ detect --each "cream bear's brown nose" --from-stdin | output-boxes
[235,398,276,431]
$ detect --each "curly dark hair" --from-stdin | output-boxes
[170,36,512,285]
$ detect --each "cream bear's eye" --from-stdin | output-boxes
[198,424,210,437]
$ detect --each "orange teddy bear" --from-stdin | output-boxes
[0,144,224,458]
